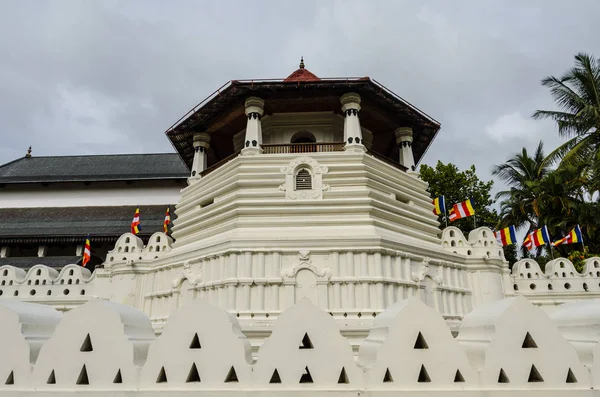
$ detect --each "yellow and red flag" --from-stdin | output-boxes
[495,225,517,246]
[163,206,171,233]
[82,235,91,267]
[448,199,475,222]
[552,225,583,246]
[131,207,141,235]
[432,196,446,216]
[523,226,551,250]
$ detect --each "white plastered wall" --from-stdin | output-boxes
[140,300,252,387]
[358,298,475,387]
[253,298,362,387]
[31,299,155,388]
[457,296,588,388]
[0,186,182,208]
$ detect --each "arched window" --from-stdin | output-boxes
[291,131,316,144]
[295,169,312,190]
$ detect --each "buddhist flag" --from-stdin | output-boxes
[131,207,141,235]
[448,199,475,222]
[82,235,91,267]
[552,225,583,246]
[495,225,517,246]
[163,206,171,233]
[432,196,446,216]
[523,226,551,250]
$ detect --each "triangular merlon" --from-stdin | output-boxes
[80,334,93,352]
[76,365,89,385]
[113,369,123,384]
[189,333,201,349]
[156,367,167,384]
[566,368,577,383]
[383,368,393,383]
[414,332,429,349]
[522,332,538,348]
[186,363,201,383]
[528,364,544,382]
[47,370,56,385]
[498,368,510,383]
[337,367,349,384]
[225,366,238,383]
[418,365,431,383]
[454,369,465,383]
[269,369,281,384]
[299,333,314,349]
[5,371,14,385]
[299,366,313,383]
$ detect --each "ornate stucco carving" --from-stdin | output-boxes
[281,251,331,280]
[172,261,202,288]
[279,157,328,200]
[411,257,442,285]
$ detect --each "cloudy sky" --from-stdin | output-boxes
[1,0,599,193]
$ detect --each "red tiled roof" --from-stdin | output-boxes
[284,57,321,82]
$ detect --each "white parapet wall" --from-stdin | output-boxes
[457,296,588,387]
[1,226,598,342]
[510,257,600,308]
[0,296,598,395]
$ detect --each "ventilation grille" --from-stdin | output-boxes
[295,169,312,191]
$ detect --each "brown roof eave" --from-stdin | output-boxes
[166,77,441,167]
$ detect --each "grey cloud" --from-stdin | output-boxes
[0,0,599,196]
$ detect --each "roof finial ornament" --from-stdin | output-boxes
[299,56,305,69]
[25,146,32,158]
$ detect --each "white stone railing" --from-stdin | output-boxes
[0,263,92,300]
[511,257,600,296]
[0,295,598,395]
[440,226,506,260]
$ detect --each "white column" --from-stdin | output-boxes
[241,97,264,155]
[340,92,365,152]
[191,132,210,177]
[37,245,47,258]
[395,127,416,172]
[0,246,9,258]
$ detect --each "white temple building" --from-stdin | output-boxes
[1,60,600,395]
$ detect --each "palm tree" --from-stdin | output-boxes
[533,53,600,171]
[534,164,586,233]
[492,141,550,231]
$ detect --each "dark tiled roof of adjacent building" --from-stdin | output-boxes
[0,153,189,184]
[0,256,82,269]
[0,205,177,243]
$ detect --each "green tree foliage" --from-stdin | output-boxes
[419,161,499,236]
[419,161,521,265]
[492,141,549,233]
[492,53,600,262]
[502,244,519,267]
[533,53,600,188]
[419,53,600,269]
[494,146,599,258]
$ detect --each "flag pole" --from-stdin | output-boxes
[81,235,85,264]
[547,225,554,260]
[444,206,448,229]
